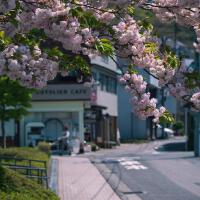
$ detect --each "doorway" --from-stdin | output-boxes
[44,118,64,142]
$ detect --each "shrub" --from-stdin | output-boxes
[173,121,184,136]
[173,121,184,130]
[0,166,59,200]
[37,142,51,155]
[0,147,49,168]
[91,144,97,152]
[0,147,49,160]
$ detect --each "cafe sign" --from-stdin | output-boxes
[32,84,91,101]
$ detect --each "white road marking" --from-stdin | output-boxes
[117,157,148,170]
[152,151,161,155]
[139,165,148,170]
[126,165,141,170]
[117,157,141,162]
[120,161,140,166]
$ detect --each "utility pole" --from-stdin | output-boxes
[184,107,188,151]
[194,47,200,156]
[194,113,200,157]
[161,87,166,138]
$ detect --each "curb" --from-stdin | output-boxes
[49,158,58,194]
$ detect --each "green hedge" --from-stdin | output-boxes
[0,147,49,168]
[37,142,51,155]
[0,166,59,200]
[0,147,49,161]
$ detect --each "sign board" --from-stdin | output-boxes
[32,84,91,101]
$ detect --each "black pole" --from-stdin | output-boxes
[195,52,200,72]
[1,120,6,148]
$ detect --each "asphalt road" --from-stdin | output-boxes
[88,138,200,200]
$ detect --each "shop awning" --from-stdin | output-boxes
[26,122,45,128]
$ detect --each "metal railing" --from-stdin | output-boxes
[0,156,48,188]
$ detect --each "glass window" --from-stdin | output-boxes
[99,73,117,93]
[108,77,117,94]
[30,127,42,135]
[92,72,97,81]
[100,73,106,91]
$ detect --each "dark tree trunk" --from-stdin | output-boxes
[15,120,20,146]
[1,120,6,148]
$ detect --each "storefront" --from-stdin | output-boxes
[20,84,90,146]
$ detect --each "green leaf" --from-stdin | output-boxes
[0,31,5,39]
[165,52,180,69]
[159,111,174,125]
[127,6,135,16]
[0,76,34,121]
[145,42,157,53]
[45,47,64,58]
[128,64,138,74]
[95,38,114,56]
[0,31,12,50]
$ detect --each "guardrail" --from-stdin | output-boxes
[0,156,48,188]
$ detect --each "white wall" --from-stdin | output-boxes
[96,89,118,116]
[91,56,117,72]
[91,56,118,117]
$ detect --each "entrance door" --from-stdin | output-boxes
[44,119,63,141]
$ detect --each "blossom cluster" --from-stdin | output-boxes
[0,0,175,89]
[17,0,114,57]
[167,63,200,112]
[0,0,200,121]
[0,44,58,88]
[147,0,200,52]
[191,93,200,111]
[167,65,191,99]
[119,72,166,122]
[113,17,175,86]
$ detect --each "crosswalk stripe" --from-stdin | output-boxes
[117,157,148,170]
[117,157,141,162]
[138,165,148,170]
[126,165,141,170]
[120,161,140,166]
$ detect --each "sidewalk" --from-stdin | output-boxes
[51,156,121,200]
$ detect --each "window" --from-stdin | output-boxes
[30,127,42,135]
[99,73,107,91]
[92,72,97,81]
[108,77,117,94]
[99,73,117,94]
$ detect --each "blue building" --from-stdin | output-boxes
[117,58,177,141]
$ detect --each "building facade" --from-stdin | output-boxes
[117,58,177,141]
[84,56,118,147]
[21,83,90,146]
[0,56,119,148]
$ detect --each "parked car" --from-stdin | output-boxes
[156,124,174,139]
